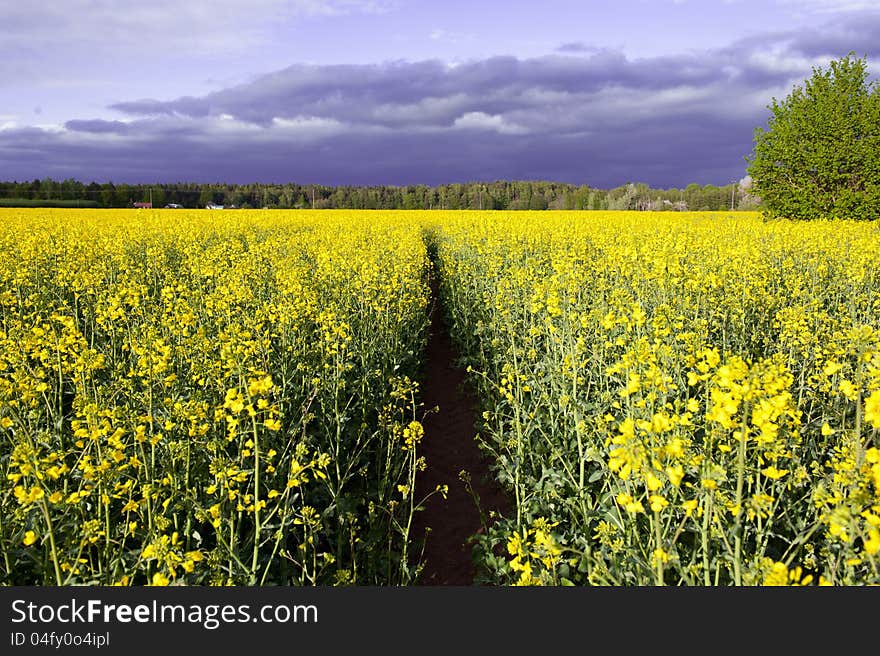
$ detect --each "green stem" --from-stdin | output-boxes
[250,414,261,584]
[702,494,712,586]
[653,511,664,586]
[39,500,63,585]
[733,409,749,586]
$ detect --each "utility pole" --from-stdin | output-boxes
[311,185,316,209]
[730,181,735,211]
[149,187,153,207]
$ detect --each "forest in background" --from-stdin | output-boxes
[0,178,761,211]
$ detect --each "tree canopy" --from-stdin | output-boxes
[746,52,880,220]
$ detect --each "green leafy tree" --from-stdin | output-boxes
[199,187,215,207]
[746,52,880,220]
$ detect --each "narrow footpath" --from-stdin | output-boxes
[412,275,512,585]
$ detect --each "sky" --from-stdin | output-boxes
[1,0,878,189]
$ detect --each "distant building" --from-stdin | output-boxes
[133,202,152,209]
[205,203,225,209]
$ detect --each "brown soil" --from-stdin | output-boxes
[412,277,512,585]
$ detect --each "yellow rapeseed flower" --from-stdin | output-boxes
[865,391,880,429]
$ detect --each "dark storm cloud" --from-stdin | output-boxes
[0,109,768,187]
[109,52,727,129]
[65,120,132,134]
[5,11,879,187]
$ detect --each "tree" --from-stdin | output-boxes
[114,183,132,207]
[736,176,762,211]
[746,52,880,220]
[528,192,548,210]
[150,187,166,208]
[199,187,215,208]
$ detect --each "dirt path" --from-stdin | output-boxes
[412,276,512,585]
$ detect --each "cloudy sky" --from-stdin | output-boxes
[1,0,878,188]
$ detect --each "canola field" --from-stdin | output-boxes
[2,209,879,586]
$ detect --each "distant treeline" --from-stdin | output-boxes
[0,198,100,208]
[0,178,761,211]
